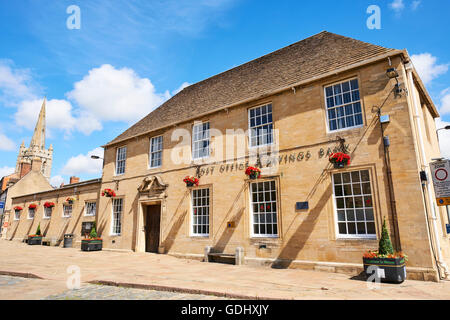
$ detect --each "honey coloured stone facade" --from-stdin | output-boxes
[96,32,450,281]
[8,179,100,247]
[5,32,450,281]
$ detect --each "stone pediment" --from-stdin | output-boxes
[137,175,168,197]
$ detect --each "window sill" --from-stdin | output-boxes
[327,124,364,134]
[336,236,377,241]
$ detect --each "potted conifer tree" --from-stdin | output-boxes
[363,218,407,283]
[28,223,43,245]
[81,221,102,251]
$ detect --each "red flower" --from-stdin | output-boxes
[43,202,55,208]
[183,176,199,186]
[102,189,116,197]
[329,152,351,165]
[245,166,261,177]
[28,204,37,209]
[14,206,23,211]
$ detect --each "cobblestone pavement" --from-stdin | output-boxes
[0,275,227,300]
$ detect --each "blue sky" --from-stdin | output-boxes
[0,0,449,186]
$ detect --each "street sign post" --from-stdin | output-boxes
[430,160,450,206]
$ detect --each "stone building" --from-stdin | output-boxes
[6,32,450,281]
[0,99,54,238]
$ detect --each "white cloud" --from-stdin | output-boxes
[0,166,15,178]
[389,0,405,12]
[436,118,450,159]
[0,132,16,151]
[61,147,104,176]
[411,1,421,10]
[411,53,449,85]
[50,175,65,188]
[68,64,169,124]
[438,88,450,116]
[0,60,38,106]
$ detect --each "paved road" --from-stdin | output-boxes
[0,275,227,300]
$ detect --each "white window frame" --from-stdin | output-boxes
[27,208,35,220]
[62,204,72,218]
[14,210,20,221]
[324,78,363,133]
[249,179,279,238]
[190,188,210,237]
[332,169,377,240]
[115,146,127,175]
[84,202,97,217]
[192,122,210,160]
[111,198,123,236]
[43,207,52,219]
[248,103,274,148]
[149,135,163,168]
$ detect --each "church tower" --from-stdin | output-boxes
[15,98,53,180]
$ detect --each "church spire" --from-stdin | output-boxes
[30,97,46,149]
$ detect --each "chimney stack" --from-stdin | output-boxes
[31,157,42,172]
[19,162,32,178]
[69,176,80,184]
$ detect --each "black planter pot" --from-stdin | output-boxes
[333,162,346,169]
[363,257,406,284]
[248,173,260,180]
[81,239,102,251]
[28,236,42,245]
[186,182,195,187]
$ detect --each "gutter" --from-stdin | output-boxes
[103,50,404,148]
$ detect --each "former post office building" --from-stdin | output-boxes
[6,32,450,281]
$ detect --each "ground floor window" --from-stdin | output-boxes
[333,170,376,238]
[250,180,278,237]
[44,207,52,219]
[112,198,123,235]
[63,205,72,218]
[28,208,35,220]
[191,188,210,236]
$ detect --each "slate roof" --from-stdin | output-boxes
[106,31,398,146]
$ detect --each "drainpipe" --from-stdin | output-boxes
[405,62,450,279]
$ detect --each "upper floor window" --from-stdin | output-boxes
[85,202,96,217]
[192,122,210,160]
[116,146,127,175]
[333,170,376,238]
[14,210,20,221]
[325,79,362,131]
[150,136,163,168]
[249,104,273,147]
[63,204,72,218]
[28,208,35,220]
[44,207,52,219]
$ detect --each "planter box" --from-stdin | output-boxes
[28,236,42,245]
[185,182,195,187]
[333,162,346,169]
[363,257,406,284]
[81,239,102,252]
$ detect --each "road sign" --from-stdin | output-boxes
[0,202,4,209]
[430,160,450,206]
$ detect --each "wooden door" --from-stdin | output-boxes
[145,205,161,253]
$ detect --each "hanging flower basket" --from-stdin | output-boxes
[329,152,351,168]
[65,197,75,205]
[183,176,199,187]
[245,166,261,179]
[28,204,37,209]
[13,206,23,211]
[44,201,55,208]
[101,189,116,198]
